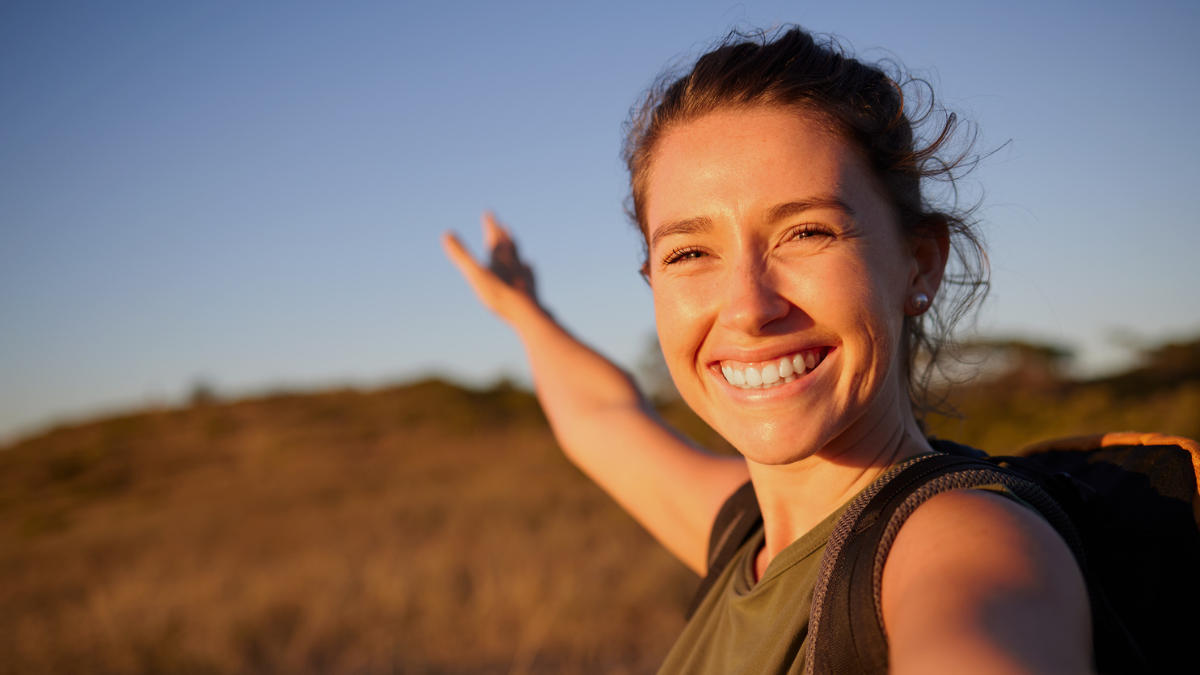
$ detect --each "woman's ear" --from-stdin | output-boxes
[906,216,951,316]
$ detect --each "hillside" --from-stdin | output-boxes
[1,381,695,675]
[925,337,1200,450]
[2,338,1197,675]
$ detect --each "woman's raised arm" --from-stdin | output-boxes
[442,213,750,574]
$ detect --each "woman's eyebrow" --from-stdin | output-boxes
[768,198,855,222]
[649,198,852,250]
[650,216,712,251]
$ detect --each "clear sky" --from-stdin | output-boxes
[2,0,1198,443]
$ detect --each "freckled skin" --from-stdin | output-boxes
[645,108,921,466]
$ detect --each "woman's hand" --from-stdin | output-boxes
[442,212,542,324]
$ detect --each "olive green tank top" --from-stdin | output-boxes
[657,483,1034,675]
[656,496,850,675]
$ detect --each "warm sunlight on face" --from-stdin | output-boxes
[644,108,922,465]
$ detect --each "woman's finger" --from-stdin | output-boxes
[481,212,536,298]
[444,228,494,289]
[444,228,475,273]
[483,211,510,249]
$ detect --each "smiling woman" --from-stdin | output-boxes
[443,26,1092,675]
[643,108,937,470]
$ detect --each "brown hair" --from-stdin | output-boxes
[622,26,988,421]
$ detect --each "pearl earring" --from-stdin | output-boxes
[911,293,930,312]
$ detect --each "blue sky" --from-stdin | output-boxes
[2,0,1198,443]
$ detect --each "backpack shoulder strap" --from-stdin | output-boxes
[685,480,762,619]
[804,453,1090,675]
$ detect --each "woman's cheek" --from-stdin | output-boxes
[654,279,718,396]
[653,287,696,370]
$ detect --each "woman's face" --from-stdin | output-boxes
[644,107,935,465]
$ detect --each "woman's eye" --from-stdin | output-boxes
[662,246,705,265]
[789,224,833,241]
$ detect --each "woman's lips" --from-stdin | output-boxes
[718,348,828,389]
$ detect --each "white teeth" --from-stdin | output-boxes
[761,363,780,384]
[720,349,824,389]
[744,366,762,386]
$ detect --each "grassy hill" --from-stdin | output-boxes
[2,338,1197,674]
[1,381,694,675]
[925,337,1200,450]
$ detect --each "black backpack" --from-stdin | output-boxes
[689,433,1200,675]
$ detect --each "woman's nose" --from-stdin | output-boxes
[717,261,790,335]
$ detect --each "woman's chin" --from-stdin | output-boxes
[739,447,819,467]
[721,423,830,467]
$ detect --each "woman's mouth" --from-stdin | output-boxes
[719,348,828,390]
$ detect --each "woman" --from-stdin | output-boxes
[443,27,1092,674]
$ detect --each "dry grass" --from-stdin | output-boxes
[0,381,695,675]
[927,377,1200,454]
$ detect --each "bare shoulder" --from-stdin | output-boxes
[881,489,1094,675]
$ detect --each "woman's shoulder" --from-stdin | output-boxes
[880,489,1094,675]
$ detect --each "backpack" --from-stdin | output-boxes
[689,433,1200,675]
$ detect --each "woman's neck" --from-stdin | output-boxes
[747,406,932,581]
